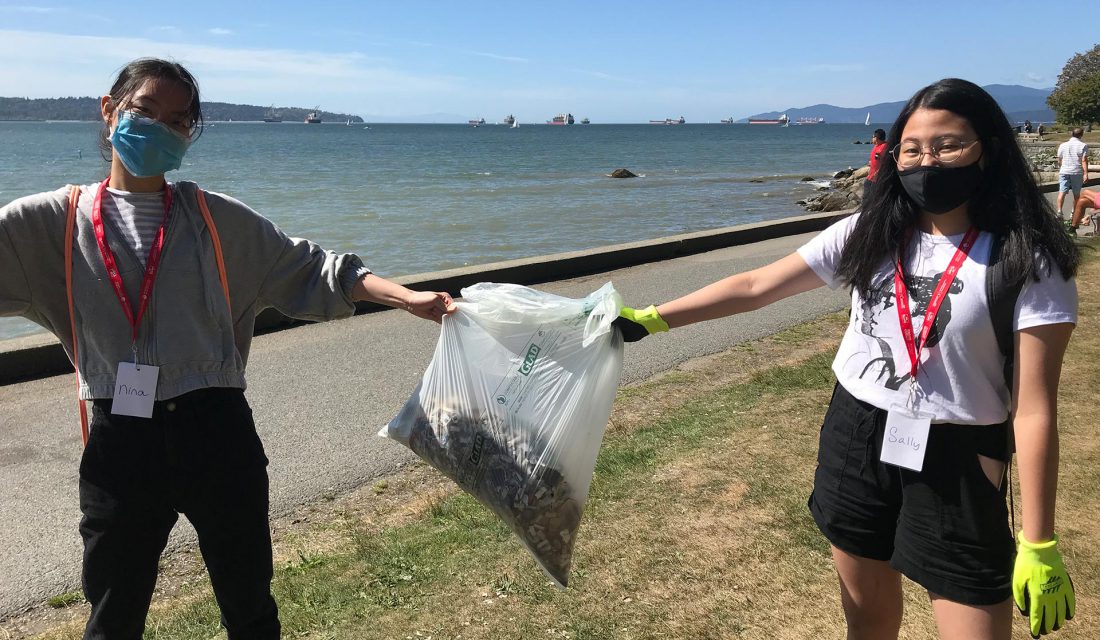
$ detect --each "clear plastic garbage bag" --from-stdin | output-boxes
[380,282,624,587]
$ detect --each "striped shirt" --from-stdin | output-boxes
[1057,138,1089,175]
[102,187,168,267]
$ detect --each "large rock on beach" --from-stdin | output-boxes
[798,163,871,212]
[608,168,638,178]
[804,189,860,212]
[800,176,815,182]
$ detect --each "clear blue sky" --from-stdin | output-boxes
[0,0,1093,122]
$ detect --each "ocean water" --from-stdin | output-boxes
[0,121,873,340]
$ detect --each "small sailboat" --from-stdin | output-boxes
[511,117,519,129]
[865,112,871,126]
[346,118,351,126]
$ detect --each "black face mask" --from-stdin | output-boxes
[897,162,983,214]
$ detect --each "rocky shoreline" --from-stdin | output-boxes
[797,165,869,212]
[796,141,1098,213]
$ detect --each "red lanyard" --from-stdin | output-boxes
[893,227,979,380]
[90,178,174,351]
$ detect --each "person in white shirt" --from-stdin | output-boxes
[615,79,1079,640]
[1055,128,1089,218]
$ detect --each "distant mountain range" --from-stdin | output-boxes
[738,84,1054,124]
[2,83,1056,125]
[0,97,362,123]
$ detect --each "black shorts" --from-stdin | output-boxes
[808,384,1015,605]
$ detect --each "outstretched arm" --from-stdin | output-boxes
[352,273,455,324]
[0,217,31,318]
[656,252,827,329]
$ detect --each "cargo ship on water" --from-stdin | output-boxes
[649,116,686,125]
[747,113,789,125]
[547,113,574,125]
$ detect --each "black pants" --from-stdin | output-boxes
[808,384,1013,605]
[78,388,280,640]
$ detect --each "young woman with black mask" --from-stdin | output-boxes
[614,78,1079,639]
[0,58,455,639]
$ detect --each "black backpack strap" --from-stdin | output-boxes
[986,234,1023,385]
[986,233,1025,460]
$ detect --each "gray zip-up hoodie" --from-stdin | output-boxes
[0,181,369,400]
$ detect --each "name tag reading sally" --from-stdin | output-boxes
[112,362,159,418]
[880,404,932,472]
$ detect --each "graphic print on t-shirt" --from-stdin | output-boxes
[853,271,964,390]
[798,214,1077,424]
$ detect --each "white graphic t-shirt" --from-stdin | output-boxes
[798,214,1077,424]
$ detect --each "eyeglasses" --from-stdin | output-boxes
[890,136,979,169]
[121,106,197,139]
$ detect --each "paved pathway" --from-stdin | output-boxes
[0,230,850,617]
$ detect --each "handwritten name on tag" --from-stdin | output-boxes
[112,362,159,418]
[880,404,932,472]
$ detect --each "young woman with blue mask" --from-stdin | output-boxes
[615,79,1079,639]
[0,58,455,639]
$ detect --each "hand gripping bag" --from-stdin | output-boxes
[380,282,624,587]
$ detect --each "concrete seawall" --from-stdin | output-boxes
[0,209,851,385]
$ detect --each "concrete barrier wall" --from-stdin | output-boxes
[0,210,851,385]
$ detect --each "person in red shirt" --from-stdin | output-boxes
[863,128,889,204]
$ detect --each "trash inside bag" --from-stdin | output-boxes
[381,282,624,587]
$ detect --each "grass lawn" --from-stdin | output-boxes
[14,239,1100,640]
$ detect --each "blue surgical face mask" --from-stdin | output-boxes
[109,110,192,178]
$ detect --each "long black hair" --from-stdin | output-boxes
[98,58,204,161]
[835,78,1079,295]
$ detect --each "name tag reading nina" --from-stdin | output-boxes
[112,362,159,418]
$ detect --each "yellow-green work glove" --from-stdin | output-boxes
[613,305,669,342]
[1013,533,1075,638]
